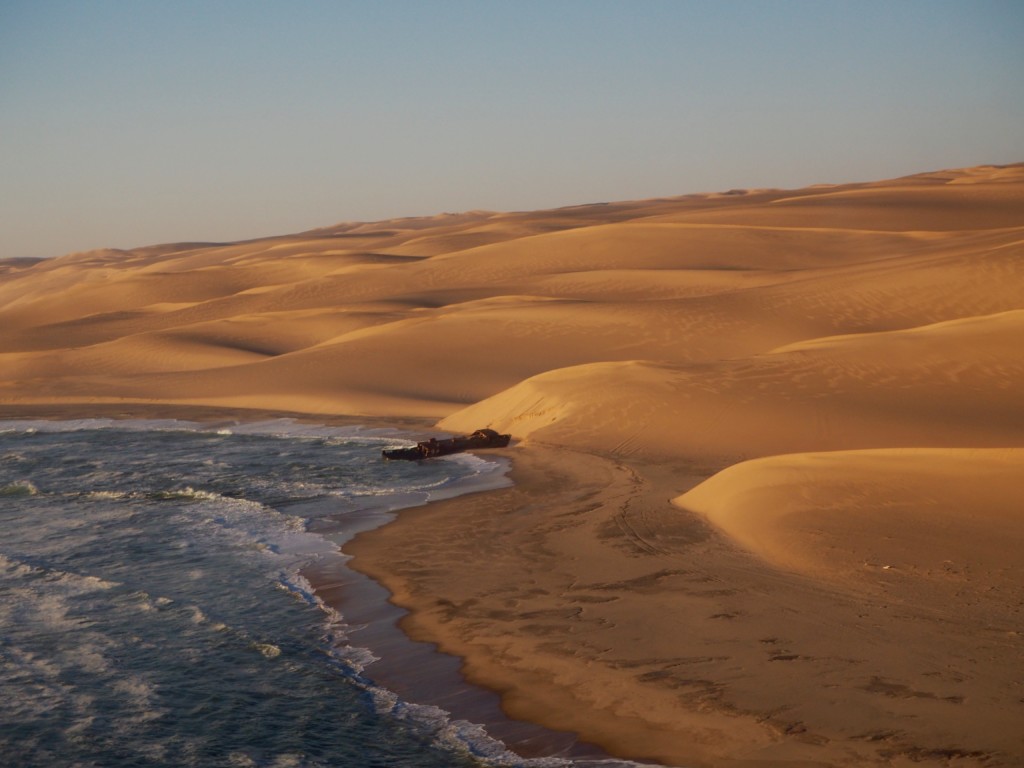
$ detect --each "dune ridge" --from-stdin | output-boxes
[675,447,1024,589]
[3,163,1024,767]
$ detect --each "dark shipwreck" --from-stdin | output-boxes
[382,428,512,461]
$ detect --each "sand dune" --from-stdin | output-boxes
[675,447,1024,592]
[2,163,1023,766]
[441,309,1024,462]
[657,165,1024,231]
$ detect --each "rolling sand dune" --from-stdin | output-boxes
[2,163,1023,766]
[675,447,1024,592]
[441,310,1024,462]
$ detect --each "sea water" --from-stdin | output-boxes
[0,420,653,768]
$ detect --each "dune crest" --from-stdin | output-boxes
[441,309,1024,461]
[3,163,1022,423]
[674,447,1024,592]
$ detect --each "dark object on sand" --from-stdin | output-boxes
[382,428,511,461]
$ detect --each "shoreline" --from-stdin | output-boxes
[305,498,615,764]
[4,406,1024,766]
[345,441,1024,768]
[345,442,732,767]
[0,405,616,764]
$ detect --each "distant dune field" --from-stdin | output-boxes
[3,165,1022,427]
[3,164,1023,767]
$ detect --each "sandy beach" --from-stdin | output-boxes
[2,164,1023,767]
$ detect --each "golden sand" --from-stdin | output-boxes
[2,164,1023,766]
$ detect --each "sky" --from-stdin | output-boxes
[2,1,1022,260]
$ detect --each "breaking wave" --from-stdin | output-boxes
[1,479,38,497]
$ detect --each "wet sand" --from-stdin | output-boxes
[303,545,611,763]
[347,443,1024,766]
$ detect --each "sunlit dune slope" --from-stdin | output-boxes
[440,310,1024,459]
[2,164,1021,428]
[653,164,1024,231]
[673,447,1024,619]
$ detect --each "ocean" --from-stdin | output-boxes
[0,419,651,768]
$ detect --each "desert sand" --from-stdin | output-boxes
[2,164,1023,766]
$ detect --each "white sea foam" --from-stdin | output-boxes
[4,645,63,683]
[278,571,381,674]
[83,489,139,503]
[0,562,138,734]
[0,552,36,579]
[0,552,120,593]
[367,690,636,768]
[66,643,113,675]
[253,642,282,659]
[279,571,617,768]
[266,755,307,768]
[147,486,335,571]
[1,479,39,496]
[152,486,226,502]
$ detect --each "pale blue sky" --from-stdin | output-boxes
[2,1,1022,259]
